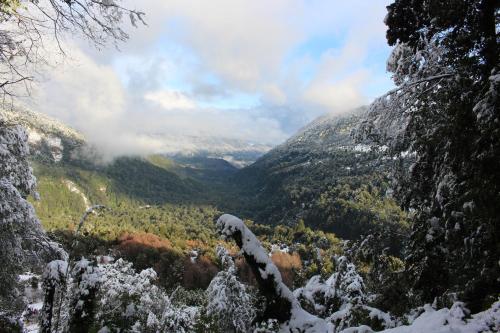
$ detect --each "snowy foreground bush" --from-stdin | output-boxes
[39,257,197,333]
[206,245,256,332]
[215,214,500,333]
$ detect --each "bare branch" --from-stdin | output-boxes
[0,0,146,101]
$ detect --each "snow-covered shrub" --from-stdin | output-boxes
[45,257,198,333]
[295,256,394,331]
[84,258,197,332]
[206,245,256,332]
[295,256,366,317]
[67,258,102,332]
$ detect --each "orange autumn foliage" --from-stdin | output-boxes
[118,232,172,250]
[271,251,302,287]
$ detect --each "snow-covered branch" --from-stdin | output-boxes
[382,73,454,98]
[216,214,332,331]
[216,214,295,323]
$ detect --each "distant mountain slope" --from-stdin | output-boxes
[0,107,238,213]
[2,106,406,245]
[231,107,407,242]
[0,107,84,163]
[156,136,271,168]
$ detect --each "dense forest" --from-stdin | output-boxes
[0,0,499,332]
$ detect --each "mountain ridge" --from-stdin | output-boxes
[230,106,407,242]
[2,106,407,245]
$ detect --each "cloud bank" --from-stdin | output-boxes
[26,0,394,157]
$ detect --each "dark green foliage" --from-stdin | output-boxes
[231,109,408,245]
[346,234,408,315]
[386,0,498,77]
[0,313,23,333]
[312,177,408,251]
[31,152,346,291]
[105,157,208,204]
[361,0,500,312]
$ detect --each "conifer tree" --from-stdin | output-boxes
[358,0,499,310]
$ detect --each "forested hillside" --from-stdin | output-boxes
[10,104,406,239]
[7,105,405,246]
[232,107,408,243]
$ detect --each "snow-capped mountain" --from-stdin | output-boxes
[252,106,378,169]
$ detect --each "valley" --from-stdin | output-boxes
[1,107,408,292]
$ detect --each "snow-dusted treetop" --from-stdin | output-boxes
[206,244,256,332]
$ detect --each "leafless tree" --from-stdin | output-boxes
[0,0,145,99]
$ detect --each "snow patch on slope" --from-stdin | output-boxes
[63,179,90,209]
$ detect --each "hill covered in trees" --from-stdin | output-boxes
[1,103,410,312]
[231,107,408,242]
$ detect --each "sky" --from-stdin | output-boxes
[27,0,394,157]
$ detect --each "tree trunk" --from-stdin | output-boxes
[231,229,293,323]
[40,286,55,333]
[479,0,498,76]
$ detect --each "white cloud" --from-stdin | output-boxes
[25,42,288,158]
[262,84,288,106]
[303,71,369,113]
[25,0,394,157]
[144,90,197,110]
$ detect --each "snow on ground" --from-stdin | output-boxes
[377,302,500,333]
[19,272,37,282]
[270,244,290,254]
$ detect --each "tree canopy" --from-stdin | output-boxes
[358,0,499,311]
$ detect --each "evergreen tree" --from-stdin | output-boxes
[46,257,197,333]
[358,0,499,311]
[295,255,395,331]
